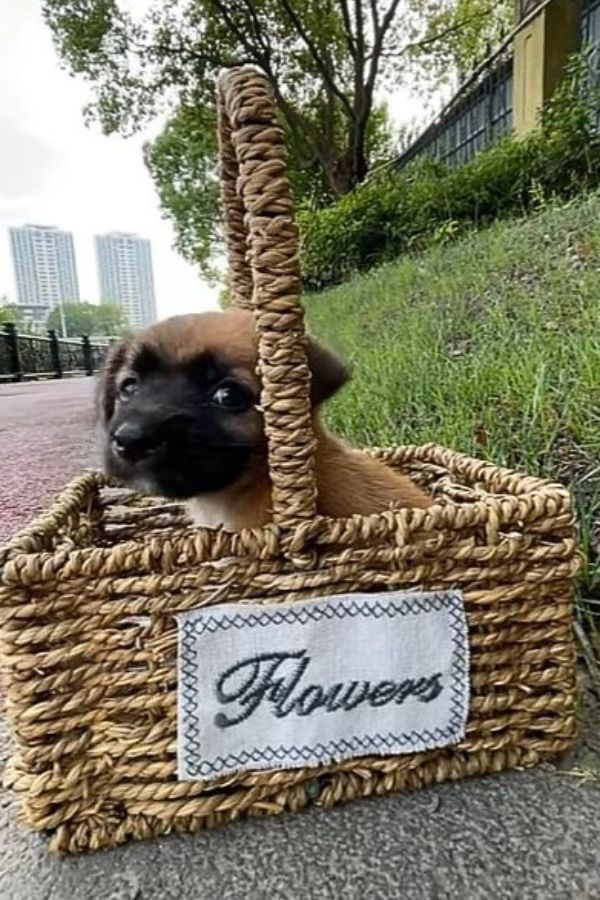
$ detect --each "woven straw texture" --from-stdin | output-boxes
[0,67,579,854]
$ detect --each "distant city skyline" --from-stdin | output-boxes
[0,2,218,319]
[6,223,159,329]
[9,224,80,325]
[96,231,157,328]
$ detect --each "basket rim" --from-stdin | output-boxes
[0,443,574,587]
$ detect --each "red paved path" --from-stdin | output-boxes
[0,378,97,544]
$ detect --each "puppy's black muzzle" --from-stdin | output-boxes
[111,422,165,463]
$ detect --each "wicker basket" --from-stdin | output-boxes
[0,67,579,854]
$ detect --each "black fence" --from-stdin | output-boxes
[583,0,600,43]
[0,324,110,383]
[379,0,600,176]
[409,50,513,169]
[383,42,514,174]
[583,0,600,128]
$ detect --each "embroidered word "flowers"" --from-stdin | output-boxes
[214,649,443,728]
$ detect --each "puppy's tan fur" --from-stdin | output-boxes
[104,309,432,529]
[187,418,432,530]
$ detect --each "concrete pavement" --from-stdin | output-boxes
[1,710,600,899]
[1,378,599,899]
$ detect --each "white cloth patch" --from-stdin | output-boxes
[177,591,469,781]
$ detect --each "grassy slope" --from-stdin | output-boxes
[305,191,600,601]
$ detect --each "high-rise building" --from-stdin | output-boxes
[9,224,80,325]
[95,232,157,329]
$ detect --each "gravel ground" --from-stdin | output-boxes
[0,377,98,543]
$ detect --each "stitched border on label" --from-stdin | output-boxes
[179,592,469,779]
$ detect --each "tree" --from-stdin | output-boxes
[93,302,130,336]
[144,103,221,279]
[46,302,129,337]
[47,303,95,337]
[145,96,394,272]
[43,0,512,270]
[412,0,513,88]
[0,299,23,326]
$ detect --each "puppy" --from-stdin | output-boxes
[100,310,431,530]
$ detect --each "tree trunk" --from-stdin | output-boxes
[328,118,369,197]
[352,117,368,184]
[329,150,354,196]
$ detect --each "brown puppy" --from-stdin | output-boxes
[100,310,431,529]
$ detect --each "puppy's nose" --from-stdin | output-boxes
[111,422,162,462]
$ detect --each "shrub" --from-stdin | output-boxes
[299,51,600,290]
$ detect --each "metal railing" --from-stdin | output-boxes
[425,53,510,169]
[384,43,514,173]
[582,0,600,123]
[374,0,600,177]
[0,323,110,383]
[583,0,600,39]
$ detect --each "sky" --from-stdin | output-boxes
[0,0,429,320]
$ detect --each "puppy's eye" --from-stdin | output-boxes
[118,377,138,401]
[211,382,251,411]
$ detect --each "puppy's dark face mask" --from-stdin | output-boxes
[101,344,264,499]
[99,312,348,500]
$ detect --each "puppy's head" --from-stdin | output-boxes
[99,309,348,499]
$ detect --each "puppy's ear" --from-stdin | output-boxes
[306,337,350,406]
[97,339,130,423]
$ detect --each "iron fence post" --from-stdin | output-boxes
[486,53,495,145]
[81,335,94,376]
[48,329,63,379]
[3,323,22,382]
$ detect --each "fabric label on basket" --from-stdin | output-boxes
[177,590,469,781]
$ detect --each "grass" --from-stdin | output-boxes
[304,190,600,646]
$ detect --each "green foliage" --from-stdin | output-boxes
[304,189,600,602]
[218,282,235,309]
[145,96,394,272]
[93,302,130,336]
[0,302,23,326]
[411,0,513,90]
[300,51,600,289]
[48,303,95,337]
[47,302,129,337]
[43,1,512,272]
[144,104,221,280]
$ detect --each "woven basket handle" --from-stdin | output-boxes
[217,66,317,529]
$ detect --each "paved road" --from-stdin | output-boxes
[0,378,98,543]
[0,378,599,899]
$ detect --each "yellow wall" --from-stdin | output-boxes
[514,16,546,134]
[513,0,582,136]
